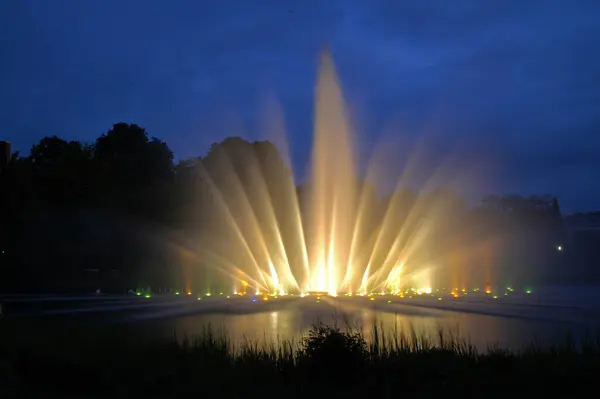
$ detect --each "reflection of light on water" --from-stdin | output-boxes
[270,311,278,338]
[164,297,593,353]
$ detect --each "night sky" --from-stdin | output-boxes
[1,1,599,212]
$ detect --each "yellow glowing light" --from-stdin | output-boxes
[485,289,492,294]
[187,292,192,295]
[369,297,375,301]
[192,50,494,297]
[263,296,269,301]
[206,293,211,297]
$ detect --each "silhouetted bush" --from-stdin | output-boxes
[1,321,599,397]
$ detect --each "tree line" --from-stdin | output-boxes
[0,123,567,294]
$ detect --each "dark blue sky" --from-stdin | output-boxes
[1,1,599,212]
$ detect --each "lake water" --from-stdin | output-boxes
[119,292,600,351]
[4,288,600,352]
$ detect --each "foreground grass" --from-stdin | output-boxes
[1,321,599,398]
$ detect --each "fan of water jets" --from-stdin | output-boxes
[191,49,486,296]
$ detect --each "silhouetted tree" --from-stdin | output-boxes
[0,123,579,293]
[94,123,174,218]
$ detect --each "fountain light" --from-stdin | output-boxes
[191,49,497,299]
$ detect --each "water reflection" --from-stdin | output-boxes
[138,299,600,351]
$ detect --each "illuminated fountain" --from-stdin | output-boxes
[191,50,492,297]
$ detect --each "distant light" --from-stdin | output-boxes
[144,294,151,298]
[187,292,192,295]
[206,293,211,297]
[492,295,499,299]
[525,289,532,294]
[197,297,202,300]
[557,245,563,252]
[369,297,375,301]
[175,292,180,295]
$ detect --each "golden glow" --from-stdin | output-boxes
[192,49,492,297]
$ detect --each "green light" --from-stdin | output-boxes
[175,291,180,295]
[144,294,151,298]
[525,289,532,294]
[136,292,141,296]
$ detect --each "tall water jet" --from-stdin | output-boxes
[306,49,357,296]
[190,48,519,297]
